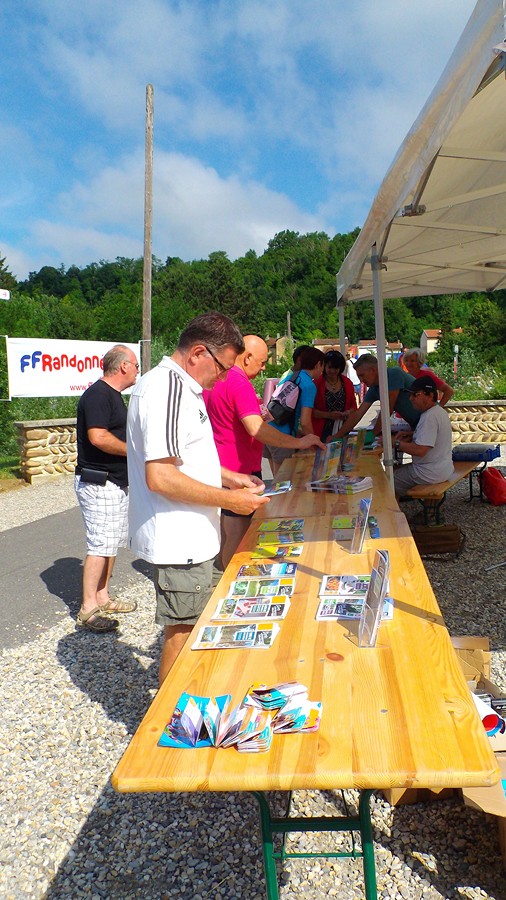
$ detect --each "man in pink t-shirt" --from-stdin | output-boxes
[204,335,324,567]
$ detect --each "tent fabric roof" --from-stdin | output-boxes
[336,0,506,303]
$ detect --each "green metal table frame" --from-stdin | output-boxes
[253,789,377,899]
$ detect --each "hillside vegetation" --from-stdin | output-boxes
[1,230,505,460]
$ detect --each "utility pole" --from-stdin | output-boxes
[142,84,154,374]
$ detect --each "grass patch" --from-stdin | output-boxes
[0,456,22,480]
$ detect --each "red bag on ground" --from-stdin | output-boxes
[481,467,506,505]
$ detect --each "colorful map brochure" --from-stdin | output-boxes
[257,518,304,532]
[158,692,272,750]
[211,595,291,622]
[191,622,280,651]
[251,543,304,560]
[227,576,295,598]
[316,595,393,621]
[236,561,297,578]
[319,574,371,598]
[159,681,321,751]
[257,530,304,545]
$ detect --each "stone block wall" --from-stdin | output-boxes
[15,419,77,484]
[446,400,506,444]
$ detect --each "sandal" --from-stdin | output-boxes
[77,607,119,633]
[99,598,138,615]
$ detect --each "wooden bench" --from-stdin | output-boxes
[404,460,479,524]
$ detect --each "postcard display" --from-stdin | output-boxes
[160,445,394,750]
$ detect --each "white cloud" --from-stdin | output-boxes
[11,150,326,277]
[153,152,325,259]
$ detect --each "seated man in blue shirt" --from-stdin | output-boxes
[264,347,325,475]
[335,353,420,439]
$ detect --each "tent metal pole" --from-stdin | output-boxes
[338,301,346,354]
[371,244,394,491]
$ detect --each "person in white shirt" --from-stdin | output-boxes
[393,375,454,496]
[127,312,269,685]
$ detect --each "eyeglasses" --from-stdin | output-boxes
[127,361,140,370]
[204,345,233,376]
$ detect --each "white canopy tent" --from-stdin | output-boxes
[335,0,506,487]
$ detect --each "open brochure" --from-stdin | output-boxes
[228,576,295,598]
[158,692,272,750]
[159,681,321,751]
[211,595,291,621]
[192,622,280,650]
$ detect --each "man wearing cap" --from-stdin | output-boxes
[392,375,454,496]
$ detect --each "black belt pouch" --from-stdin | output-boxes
[79,468,108,485]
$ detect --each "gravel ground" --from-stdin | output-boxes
[1,468,505,900]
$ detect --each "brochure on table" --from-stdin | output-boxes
[159,681,321,751]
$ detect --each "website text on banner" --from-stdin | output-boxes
[6,338,141,398]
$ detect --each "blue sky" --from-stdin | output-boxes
[1,0,477,280]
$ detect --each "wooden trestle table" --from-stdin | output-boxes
[112,450,499,899]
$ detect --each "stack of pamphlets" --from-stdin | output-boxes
[250,518,305,558]
[192,622,280,650]
[159,681,321,751]
[316,569,393,621]
[305,473,373,494]
[261,480,292,496]
[257,518,304,544]
[210,562,297,622]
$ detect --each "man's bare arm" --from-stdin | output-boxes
[146,459,269,515]
[88,427,127,456]
[241,415,325,451]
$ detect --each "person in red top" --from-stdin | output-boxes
[402,348,454,407]
[311,350,356,441]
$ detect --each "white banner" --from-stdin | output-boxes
[6,338,141,398]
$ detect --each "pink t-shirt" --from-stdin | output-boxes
[204,366,263,473]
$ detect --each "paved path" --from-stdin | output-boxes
[0,507,149,651]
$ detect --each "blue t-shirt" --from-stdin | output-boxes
[364,367,420,428]
[268,369,317,435]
